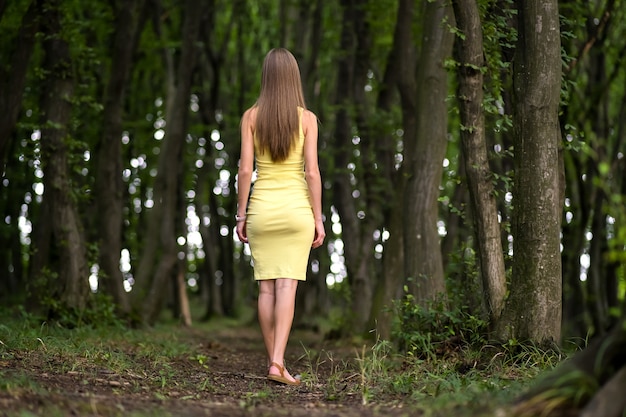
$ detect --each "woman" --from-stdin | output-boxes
[235,48,325,386]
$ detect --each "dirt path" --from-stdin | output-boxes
[1,324,418,417]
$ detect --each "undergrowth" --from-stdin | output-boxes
[0,302,570,417]
[297,297,568,417]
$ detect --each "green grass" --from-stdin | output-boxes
[0,306,568,417]
[296,334,566,417]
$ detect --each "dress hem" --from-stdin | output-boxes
[255,276,307,281]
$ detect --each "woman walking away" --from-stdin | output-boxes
[235,48,325,386]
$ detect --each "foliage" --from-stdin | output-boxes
[17,288,124,329]
[0,0,625,346]
[391,289,489,357]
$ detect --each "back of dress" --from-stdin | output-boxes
[245,107,314,281]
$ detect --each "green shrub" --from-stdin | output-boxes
[392,290,488,358]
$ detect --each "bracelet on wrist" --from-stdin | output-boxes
[235,214,247,222]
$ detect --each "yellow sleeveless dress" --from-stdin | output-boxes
[246,108,314,281]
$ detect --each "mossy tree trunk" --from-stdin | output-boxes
[494,0,563,343]
[38,0,90,313]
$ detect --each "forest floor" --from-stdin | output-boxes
[0,310,552,417]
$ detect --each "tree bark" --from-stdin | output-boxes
[1,145,28,297]
[369,0,410,339]
[452,0,507,326]
[38,0,90,313]
[582,35,616,335]
[351,0,395,335]
[561,152,591,340]
[495,0,562,343]
[133,0,203,325]
[194,156,223,318]
[196,2,233,318]
[403,0,454,304]
[94,0,146,317]
[330,74,360,331]
[329,0,380,335]
[587,189,611,332]
[176,263,192,326]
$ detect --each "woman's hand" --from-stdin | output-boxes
[311,219,325,249]
[236,221,248,244]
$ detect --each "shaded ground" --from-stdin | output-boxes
[0,323,420,417]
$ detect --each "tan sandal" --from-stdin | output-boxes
[267,361,301,386]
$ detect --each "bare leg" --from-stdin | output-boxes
[267,278,299,382]
[258,280,276,366]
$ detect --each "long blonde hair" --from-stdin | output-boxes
[254,48,306,162]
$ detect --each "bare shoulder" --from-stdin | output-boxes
[302,109,318,129]
[242,106,257,126]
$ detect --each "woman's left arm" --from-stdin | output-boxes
[303,110,325,249]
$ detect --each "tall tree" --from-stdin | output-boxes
[331,0,378,334]
[329,0,400,335]
[402,0,454,304]
[36,0,90,313]
[495,0,563,343]
[371,0,411,338]
[0,0,40,300]
[132,0,203,325]
[451,0,507,325]
[94,0,146,317]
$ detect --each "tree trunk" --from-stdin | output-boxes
[176,263,192,326]
[583,37,615,335]
[196,14,231,318]
[38,0,90,313]
[0,0,39,167]
[195,163,223,319]
[329,0,379,335]
[561,152,591,340]
[133,0,202,325]
[403,0,454,304]
[440,157,469,276]
[587,190,610,332]
[27,197,53,311]
[452,0,507,326]
[95,0,146,317]
[370,0,411,340]
[295,251,329,328]
[495,0,562,343]
[351,0,392,336]
[0,141,26,299]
